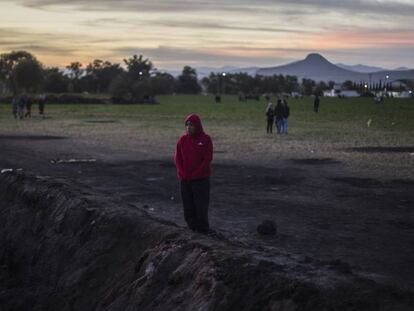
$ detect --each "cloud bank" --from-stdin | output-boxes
[1,0,413,68]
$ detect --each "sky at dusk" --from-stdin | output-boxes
[1,0,414,70]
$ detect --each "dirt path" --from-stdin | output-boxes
[1,134,413,292]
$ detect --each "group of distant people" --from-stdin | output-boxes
[265,95,322,134]
[11,94,46,119]
[265,98,290,134]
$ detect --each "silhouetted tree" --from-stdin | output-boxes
[201,76,213,93]
[124,54,153,80]
[109,74,133,101]
[314,81,328,96]
[83,59,123,93]
[132,79,153,100]
[202,73,301,96]
[42,68,69,93]
[0,50,37,94]
[342,80,354,90]
[66,62,83,80]
[150,72,175,94]
[66,62,83,92]
[261,76,277,94]
[301,78,316,96]
[235,73,255,94]
[12,58,43,93]
[176,66,201,94]
[285,75,300,93]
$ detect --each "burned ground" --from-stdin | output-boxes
[1,133,414,310]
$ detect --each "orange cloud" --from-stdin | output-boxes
[310,29,414,50]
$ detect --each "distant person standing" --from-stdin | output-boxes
[281,99,290,134]
[274,99,283,134]
[314,95,320,113]
[265,102,274,133]
[24,96,33,118]
[175,114,213,234]
[11,97,18,119]
[38,94,46,118]
[17,94,26,120]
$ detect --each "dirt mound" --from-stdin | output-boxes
[1,172,413,311]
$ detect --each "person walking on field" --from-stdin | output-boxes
[265,101,274,133]
[175,114,213,234]
[314,95,320,113]
[281,99,290,134]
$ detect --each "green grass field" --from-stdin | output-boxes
[1,95,413,178]
[1,95,413,140]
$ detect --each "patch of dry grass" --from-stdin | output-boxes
[0,95,413,178]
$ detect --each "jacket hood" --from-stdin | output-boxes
[185,113,204,136]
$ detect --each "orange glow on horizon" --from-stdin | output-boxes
[311,30,414,50]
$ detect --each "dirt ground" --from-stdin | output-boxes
[1,131,413,296]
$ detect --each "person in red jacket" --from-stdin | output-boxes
[175,114,213,233]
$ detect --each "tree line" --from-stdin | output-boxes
[0,51,202,102]
[1,50,372,101]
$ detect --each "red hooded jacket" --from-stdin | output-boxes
[174,114,213,181]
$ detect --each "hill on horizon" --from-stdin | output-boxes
[256,53,414,84]
[335,63,386,73]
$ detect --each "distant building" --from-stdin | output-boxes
[323,89,339,97]
[333,84,342,91]
[340,90,360,97]
[323,89,359,97]
[389,91,413,98]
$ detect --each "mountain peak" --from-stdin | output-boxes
[257,53,414,83]
[305,53,327,62]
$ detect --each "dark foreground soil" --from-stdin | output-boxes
[1,134,414,310]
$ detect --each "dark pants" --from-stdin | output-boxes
[180,178,210,233]
[266,118,274,133]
